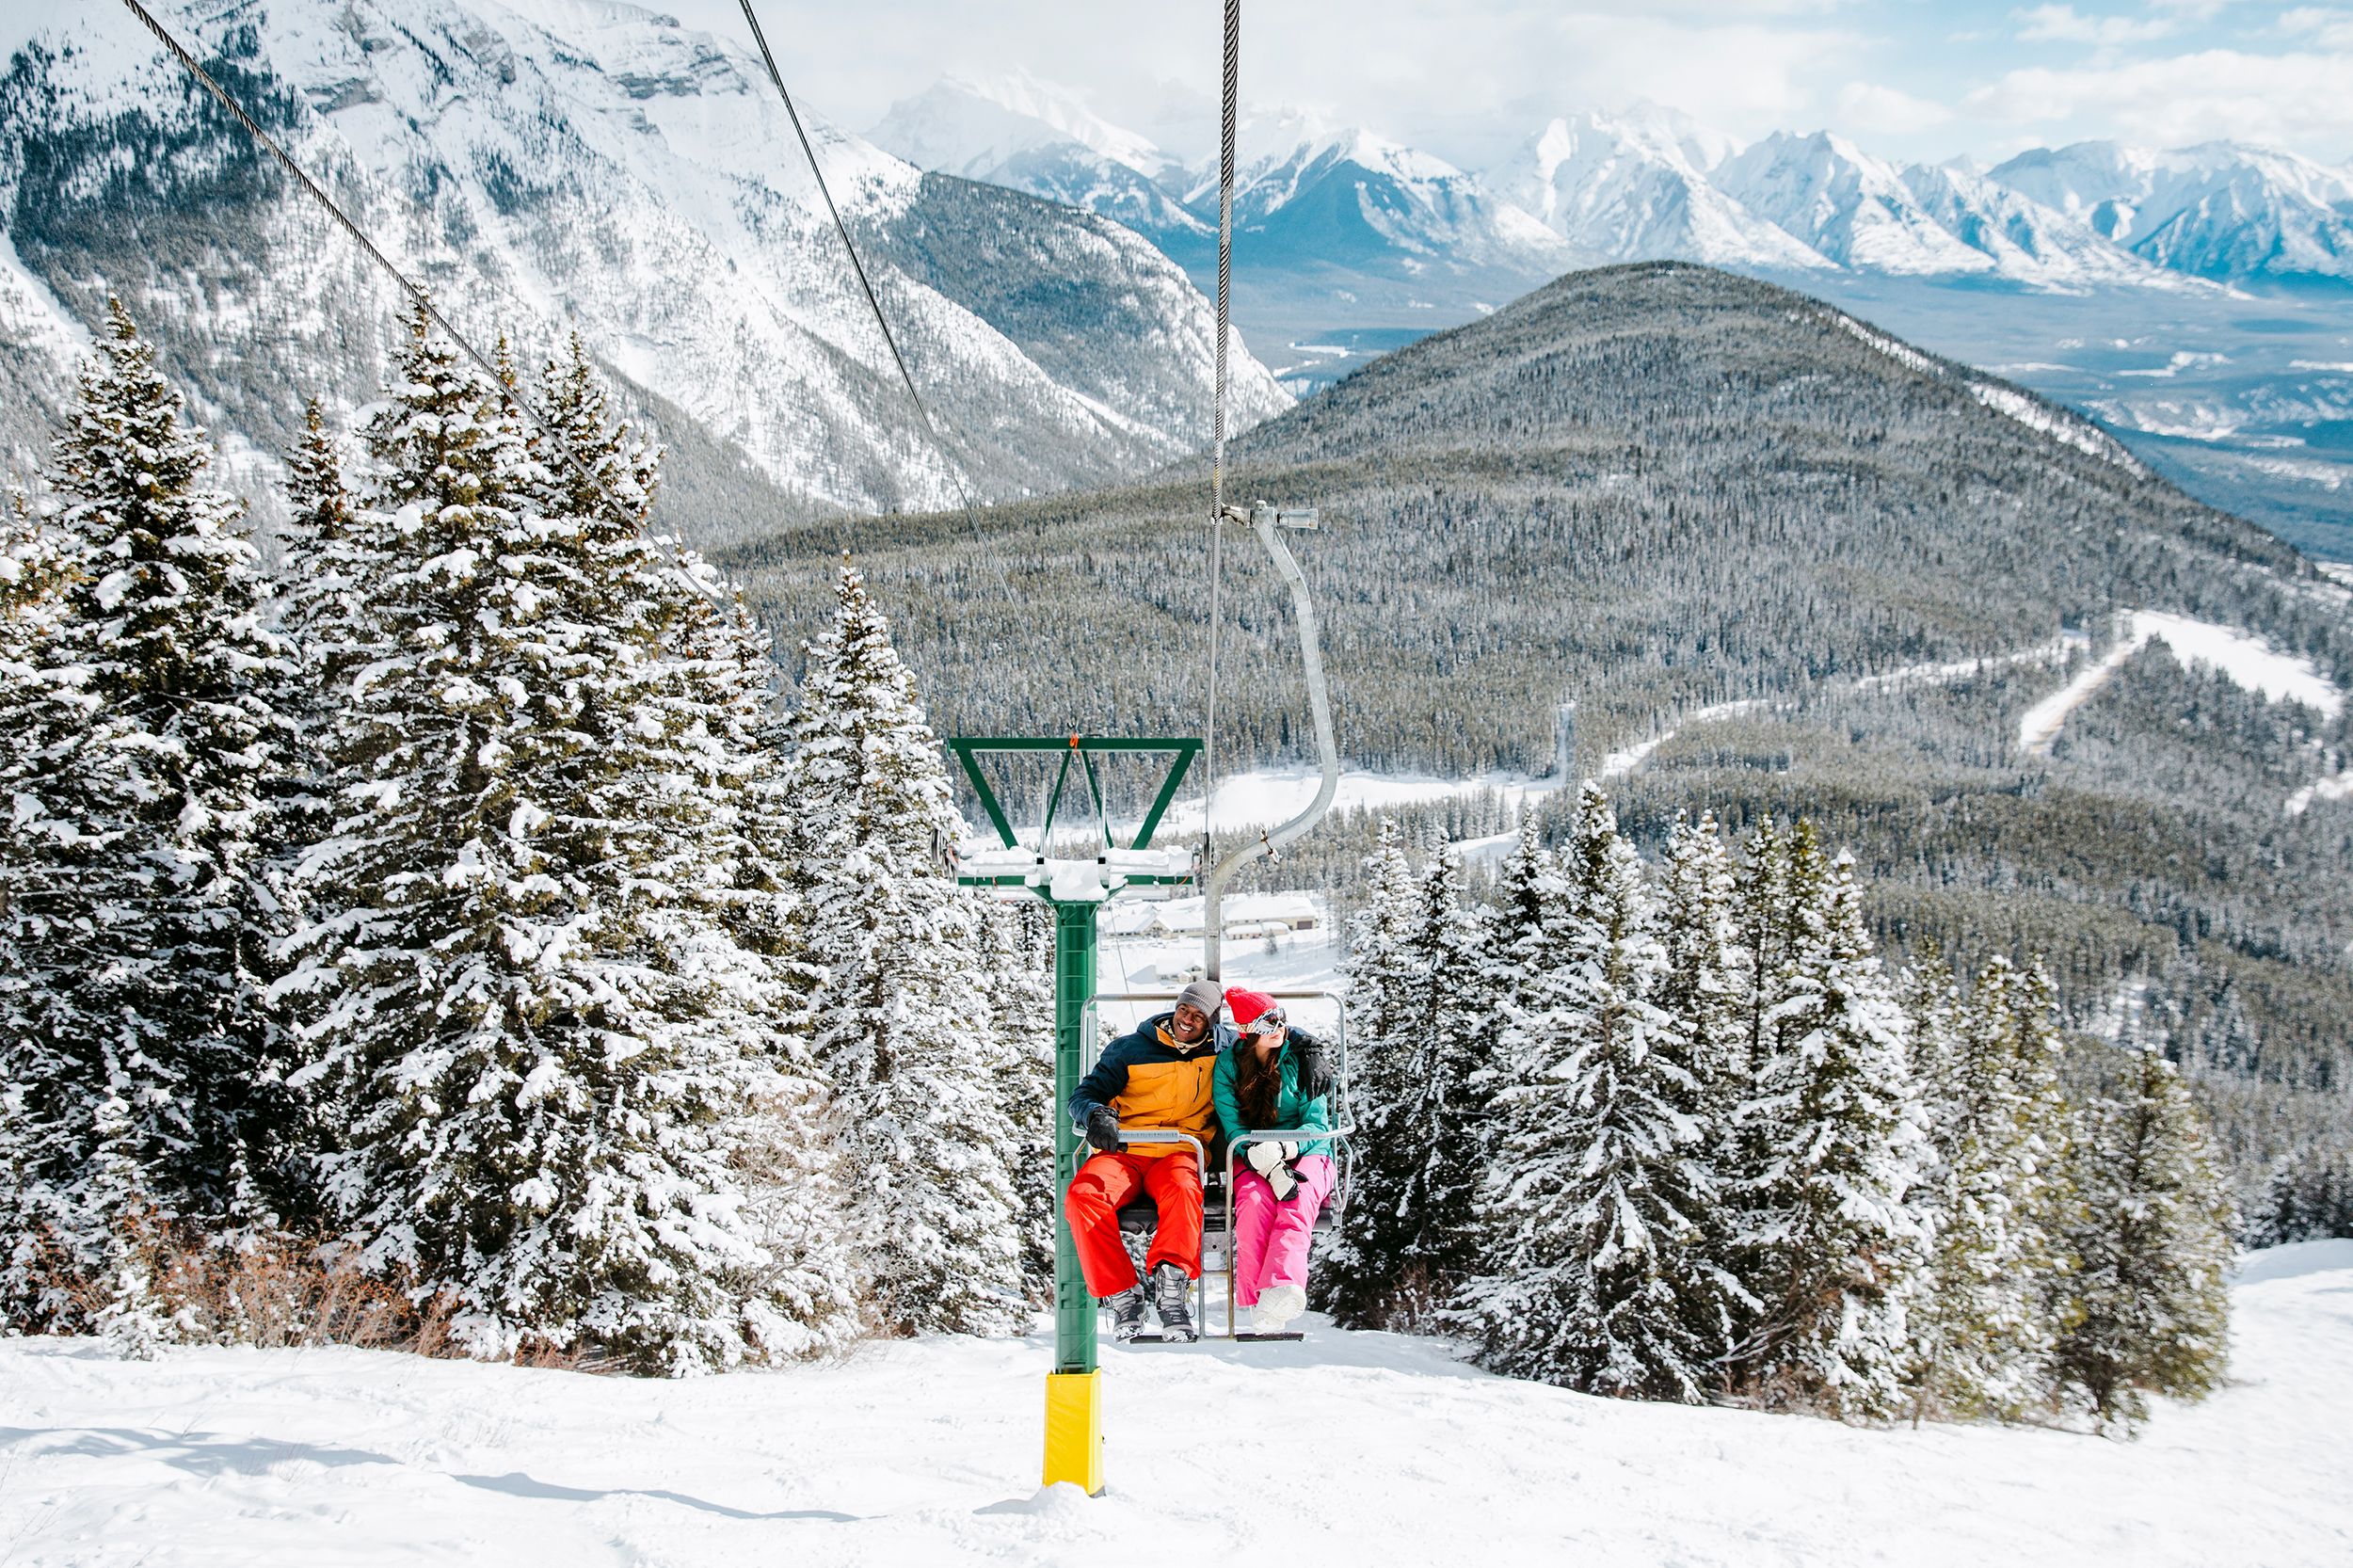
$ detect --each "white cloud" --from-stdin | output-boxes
[646,0,1864,169]
[1834,81,1955,136]
[2013,4,2179,46]
[2280,7,2353,47]
[1965,48,2353,151]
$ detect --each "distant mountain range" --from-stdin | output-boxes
[0,2,1288,526]
[868,77,2353,385]
[871,76,1577,382]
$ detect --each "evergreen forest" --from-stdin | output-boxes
[0,281,2306,1434]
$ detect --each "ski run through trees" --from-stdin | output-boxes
[1,299,2234,1432]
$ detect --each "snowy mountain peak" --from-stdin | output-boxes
[1717,130,1993,276]
[1896,160,2174,290]
[1608,99,1744,173]
[871,71,1176,182]
[1989,138,2353,281]
[1501,112,1829,271]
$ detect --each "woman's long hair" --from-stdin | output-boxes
[1232,1040,1283,1131]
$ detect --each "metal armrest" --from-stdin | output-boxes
[1115,1128,1207,1164]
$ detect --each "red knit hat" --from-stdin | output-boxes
[1225,989,1285,1035]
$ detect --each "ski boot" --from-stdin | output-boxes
[1149,1261,1198,1343]
[1106,1286,1148,1341]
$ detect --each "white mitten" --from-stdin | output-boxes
[1265,1160,1299,1202]
[1245,1140,1299,1177]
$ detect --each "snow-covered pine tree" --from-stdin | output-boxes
[1468,817,1573,1122]
[1655,808,1755,1368]
[247,397,382,1229]
[665,580,864,1358]
[1316,816,1424,1327]
[0,480,70,621]
[2253,1143,2353,1245]
[1383,842,1491,1322]
[1463,783,1726,1399]
[609,498,862,1359]
[1905,955,2070,1420]
[2052,1045,2233,1429]
[1734,816,1793,1070]
[1728,832,1928,1419]
[984,899,1057,1300]
[0,299,292,1331]
[277,398,374,702]
[286,307,809,1371]
[783,560,1024,1336]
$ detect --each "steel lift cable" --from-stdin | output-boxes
[1202,0,1241,912]
[1194,1,1339,983]
[113,0,697,575]
[733,0,1013,603]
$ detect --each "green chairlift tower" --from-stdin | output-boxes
[950,735,1204,1494]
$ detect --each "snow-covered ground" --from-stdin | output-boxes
[2019,609,2345,757]
[1151,766,1560,839]
[2,1241,2346,1566]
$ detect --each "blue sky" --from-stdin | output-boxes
[651,0,2353,168]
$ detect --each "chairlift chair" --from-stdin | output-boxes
[1091,989,1355,1342]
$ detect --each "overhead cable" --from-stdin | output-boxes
[733,0,1011,600]
[114,0,675,560]
[1201,0,1242,875]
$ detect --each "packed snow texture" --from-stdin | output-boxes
[0,1245,2346,1566]
[1149,766,1562,839]
[2019,610,2345,756]
[2286,773,2353,817]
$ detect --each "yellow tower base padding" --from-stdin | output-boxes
[1042,1369,1104,1495]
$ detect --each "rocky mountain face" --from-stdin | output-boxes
[0,1,1287,531]
[1991,141,2353,284]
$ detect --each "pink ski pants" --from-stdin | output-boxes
[1231,1153,1336,1306]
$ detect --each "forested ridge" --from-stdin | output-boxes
[714,264,2353,1227]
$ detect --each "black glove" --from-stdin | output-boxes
[1084,1106,1125,1155]
[1293,1034,1335,1100]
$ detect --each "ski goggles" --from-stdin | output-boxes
[1233,1005,1288,1038]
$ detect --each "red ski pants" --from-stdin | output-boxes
[1065,1148,1203,1297]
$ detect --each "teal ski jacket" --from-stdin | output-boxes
[1212,1030,1334,1160]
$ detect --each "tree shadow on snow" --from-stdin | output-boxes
[0,1428,862,1522]
[0,1426,399,1478]
[454,1471,859,1522]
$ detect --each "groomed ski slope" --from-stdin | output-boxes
[1,1242,2347,1567]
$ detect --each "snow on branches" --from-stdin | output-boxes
[1345,785,2235,1426]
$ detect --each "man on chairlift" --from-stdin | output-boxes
[1064,978,1225,1342]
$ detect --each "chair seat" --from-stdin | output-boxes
[1117,1194,1337,1234]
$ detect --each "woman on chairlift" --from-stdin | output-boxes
[1213,989,1337,1334]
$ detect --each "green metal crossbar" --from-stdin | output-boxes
[948,736,1202,859]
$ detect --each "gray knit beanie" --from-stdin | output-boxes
[1176,979,1225,1020]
